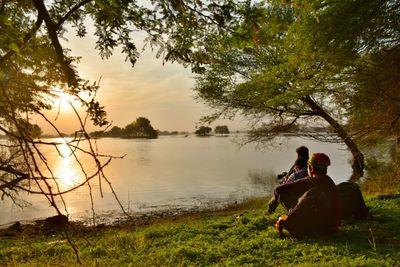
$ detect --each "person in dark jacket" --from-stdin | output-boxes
[273,153,341,238]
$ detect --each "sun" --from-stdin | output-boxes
[53,90,77,113]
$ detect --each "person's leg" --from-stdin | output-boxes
[268,196,279,213]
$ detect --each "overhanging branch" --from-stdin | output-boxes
[33,0,78,87]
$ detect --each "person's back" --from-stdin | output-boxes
[274,153,341,238]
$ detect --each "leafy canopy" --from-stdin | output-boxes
[166,0,399,179]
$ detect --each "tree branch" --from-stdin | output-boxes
[33,0,78,87]
[55,0,93,30]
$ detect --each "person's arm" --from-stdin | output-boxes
[287,165,296,176]
[274,177,312,200]
[283,172,296,184]
[273,177,312,211]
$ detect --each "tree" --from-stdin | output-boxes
[152,0,398,181]
[159,0,397,180]
[0,0,223,210]
[285,0,400,164]
[0,0,244,261]
[349,51,400,161]
[5,0,394,231]
[107,126,123,137]
[214,125,229,135]
[195,126,212,136]
[29,124,42,138]
[297,0,400,159]
[0,0,234,235]
[122,117,158,139]
[165,2,359,180]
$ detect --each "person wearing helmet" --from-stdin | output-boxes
[273,153,341,238]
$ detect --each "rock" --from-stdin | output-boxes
[8,221,22,232]
[0,221,22,236]
[96,223,106,229]
[43,214,68,231]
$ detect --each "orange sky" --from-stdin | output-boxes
[34,27,247,135]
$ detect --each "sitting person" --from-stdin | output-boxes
[277,146,309,182]
[268,157,309,213]
[273,153,341,238]
[281,157,308,184]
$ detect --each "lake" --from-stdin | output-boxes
[0,134,351,226]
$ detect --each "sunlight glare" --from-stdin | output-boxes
[55,142,80,188]
[53,90,77,113]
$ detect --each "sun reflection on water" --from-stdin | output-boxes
[54,141,81,189]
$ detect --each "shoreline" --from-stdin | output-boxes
[0,197,258,235]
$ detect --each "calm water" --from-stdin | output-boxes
[0,135,351,225]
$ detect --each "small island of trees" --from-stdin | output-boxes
[214,125,230,136]
[92,117,158,139]
[195,126,212,136]
[195,125,230,137]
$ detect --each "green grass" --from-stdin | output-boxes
[1,196,399,266]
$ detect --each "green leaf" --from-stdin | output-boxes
[8,43,20,54]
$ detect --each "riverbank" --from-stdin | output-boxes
[1,195,399,266]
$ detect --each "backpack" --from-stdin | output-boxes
[336,182,370,220]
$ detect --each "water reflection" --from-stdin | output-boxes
[56,155,77,188]
[53,141,81,190]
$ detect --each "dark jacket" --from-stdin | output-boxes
[274,174,341,237]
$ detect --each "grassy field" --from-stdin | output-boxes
[1,195,399,266]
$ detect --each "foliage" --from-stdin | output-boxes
[176,1,367,180]
[214,125,229,135]
[195,126,212,136]
[101,126,122,138]
[91,117,158,138]
[157,130,179,136]
[362,157,400,194]
[1,196,399,266]
[349,49,400,147]
[170,0,398,180]
[288,0,400,151]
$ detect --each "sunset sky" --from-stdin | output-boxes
[36,27,247,135]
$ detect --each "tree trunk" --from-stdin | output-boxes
[302,96,364,181]
[395,136,400,163]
